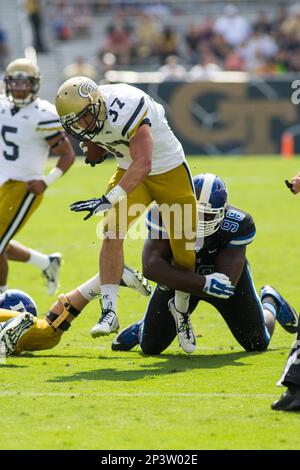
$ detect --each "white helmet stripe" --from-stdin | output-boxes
[198,173,215,204]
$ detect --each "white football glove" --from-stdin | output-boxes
[203,272,235,299]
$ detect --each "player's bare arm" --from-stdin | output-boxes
[213,245,246,286]
[142,238,235,298]
[27,132,75,195]
[142,238,202,293]
[49,131,75,172]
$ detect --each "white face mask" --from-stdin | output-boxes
[197,203,226,238]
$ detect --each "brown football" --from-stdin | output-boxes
[84,141,107,163]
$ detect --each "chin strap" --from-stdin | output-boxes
[46,294,80,331]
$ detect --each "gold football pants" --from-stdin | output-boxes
[105,163,197,269]
[0,180,43,254]
[0,309,62,353]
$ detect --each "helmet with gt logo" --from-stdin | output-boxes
[4,58,41,107]
[193,173,227,237]
[55,76,107,140]
[0,289,38,316]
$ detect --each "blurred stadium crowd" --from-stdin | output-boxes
[0,0,300,81]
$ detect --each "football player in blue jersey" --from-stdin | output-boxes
[112,173,298,355]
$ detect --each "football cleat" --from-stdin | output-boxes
[168,298,196,354]
[260,285,298,334]
[42,253,62,296]
[121,265,152,296]
[111,321,142,351]
[272,386,300,412]
[0,312,36,356]
[90,309,119,337]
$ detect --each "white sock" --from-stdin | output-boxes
[0,285,7,294]
[175,290,190,314]
[78,274,101,301]
[101,284,119,314]
[78,267,133,302]
[27,249,50,270]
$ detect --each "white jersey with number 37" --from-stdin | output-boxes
[91,84,185,175]
[0,96,63,185]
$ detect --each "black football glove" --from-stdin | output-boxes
[70,196,112,220]
[285,179,296,194]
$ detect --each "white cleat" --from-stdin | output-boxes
[121,265,152,296]
[90,309,120,338]
[42,253,62,296]
[0,312,36,356]
[168,298,196,354]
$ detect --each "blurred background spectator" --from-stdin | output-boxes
[62,55,98,81]
[213,4,251,48]
[237,25,278,73]
[72,0,92,38]
[155,25,179,64]
[97,51,117,78]
[158,55,187,81]
[189,47,222,81]
[0,23,9,72]
[49,0,74,41]
[49,0,92,41]
[134,13,158,65]
[100,17,134,66]
[26,0,48,52]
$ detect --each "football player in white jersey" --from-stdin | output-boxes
[56,76,206,354]
[0,58,75,295]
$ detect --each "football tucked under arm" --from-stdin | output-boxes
[79,141,108,166]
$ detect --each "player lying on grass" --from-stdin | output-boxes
[111,173,298,355]
[0,266,151,356]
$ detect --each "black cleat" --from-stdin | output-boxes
[272,387,300,411]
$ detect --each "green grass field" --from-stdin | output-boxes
[1,156,300,450]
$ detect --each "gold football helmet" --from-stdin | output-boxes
[5,58,41,107]
[55,76,107,140]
